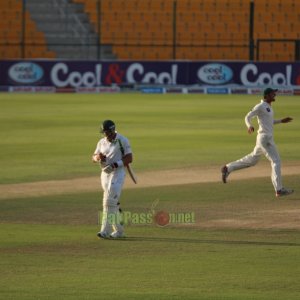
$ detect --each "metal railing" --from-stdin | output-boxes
[53,0,89,44]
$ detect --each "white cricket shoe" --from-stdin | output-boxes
[97,231,109,239]
[110,231,126,238]
[276,187,294,197]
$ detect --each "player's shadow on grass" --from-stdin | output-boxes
[112,236,300,247]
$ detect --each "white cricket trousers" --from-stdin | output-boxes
[226,134,282,192]
[100,169,125,235]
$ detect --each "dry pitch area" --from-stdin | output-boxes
[1,162,299,230]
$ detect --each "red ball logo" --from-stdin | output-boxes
[154,211,170,227]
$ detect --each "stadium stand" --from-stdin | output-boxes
[253,0,300,61]
[0,0,56,59]
[73,0,249,60]
[0,0,299,61]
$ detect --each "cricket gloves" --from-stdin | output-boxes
[92,153,108,169]
[102,160,124,174]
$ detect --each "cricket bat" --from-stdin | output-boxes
[127,164,137,184]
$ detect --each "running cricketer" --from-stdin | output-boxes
[221,88,294,197]
[92,120,132,238]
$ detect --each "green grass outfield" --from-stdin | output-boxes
[0,93,299,183]
[0,93,300,299]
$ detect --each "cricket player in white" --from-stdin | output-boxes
[92,120,132,238]
[221,88,294,197]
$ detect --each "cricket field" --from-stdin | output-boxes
[0,93,300,300]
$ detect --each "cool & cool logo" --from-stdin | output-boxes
[197,63,233,85]
[50,62,178,87]
[9,62,44,84]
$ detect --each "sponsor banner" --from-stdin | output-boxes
[98,86,121,93]
[76,87,99,93]
[231,88,249,94]
[165,87,183,93]
[190,62,300,87]
[206,87,229,94]
[294,89,300,95]
[9,86,36,93]
[1,60,300,88]
[35,86,56,93]
[276,88,294,96]
[76,86,120,93]
[197,63,233,85]
[248,88,264,95]
[56,87,75,93]
[187,88,205,94]
[139,87,165,93]
[8,62,44,85]
[2,85,299,95]
[249,87,293,96]
[0,61,182,87]
[8,86,56,93]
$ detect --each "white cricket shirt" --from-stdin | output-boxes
[94,133,132,166]
[245,100,281,136]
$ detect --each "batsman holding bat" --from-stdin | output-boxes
[221,88,294,197]
[92,120,135,239]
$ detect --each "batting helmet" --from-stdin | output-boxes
[100,120,115,133]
